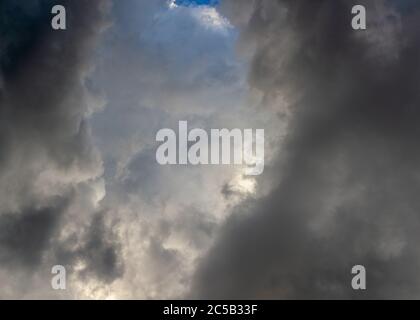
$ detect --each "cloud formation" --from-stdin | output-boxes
[0,0,124,298]
[85,0,276,299]
[2,0,419,300]
[191,0,420,299]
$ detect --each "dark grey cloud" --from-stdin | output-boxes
[75,212,124,284]
[0,0,107,206]
[6,0,419,300]
[0,0,123,291]
[0,195,71,269]
[191,0,420,299]
[55,211,124,284]
[1,0,108,167]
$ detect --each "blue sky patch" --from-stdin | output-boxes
[175,0,219,7]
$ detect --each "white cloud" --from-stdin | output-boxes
[80,1,282,299]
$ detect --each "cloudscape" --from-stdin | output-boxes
[0,0,419,299]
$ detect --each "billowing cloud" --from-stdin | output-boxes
[3,0,418,300]
[83,0,278,299]
[191,0,420,299]
[0,196,70,269]
[0,0,124,298]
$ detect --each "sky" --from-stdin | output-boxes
[176,0,219,6]
[0,0,420,299]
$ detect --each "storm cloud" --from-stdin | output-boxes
[0,0,124,297]
[191,0,420,299]
[2,0,420,300]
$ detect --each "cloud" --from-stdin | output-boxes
[1,0,258,299]
[5,0,415,300]
[191,0,420,299]
[0,0,108,210]
[0,195,71,269]
[0,0,124,298]
[77,0,283,299]
[55,211,124,284]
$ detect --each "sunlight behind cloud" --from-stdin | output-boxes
[192,7,232,31]
[167,0,231,32]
